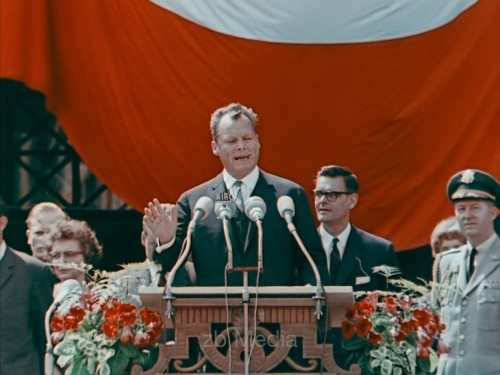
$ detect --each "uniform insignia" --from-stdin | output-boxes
[460,169,475,184]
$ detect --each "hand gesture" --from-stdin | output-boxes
[144,198,178,245]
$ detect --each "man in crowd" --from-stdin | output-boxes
[26,202,69,262]
[433,168,500,375]
[112,210,194,295]
[145,102,329,287]
[313,165,398,292]
[0,196,54,375]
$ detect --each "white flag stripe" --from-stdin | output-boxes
[149,0,477,44]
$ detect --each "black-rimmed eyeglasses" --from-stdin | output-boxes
[312,190,352,202]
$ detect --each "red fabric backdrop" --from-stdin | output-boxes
[1,0,499,250]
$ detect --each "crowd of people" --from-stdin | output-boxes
[0,102,498,375]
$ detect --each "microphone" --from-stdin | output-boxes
[277,196,324,319]
[215,192,237,220]
[215,192,236,269]
[165,196,213,318]
[45,279,81,375]
[244,196,267,222]
[244,196,267,271]
[277,195,295,229]
[188,196,213,231]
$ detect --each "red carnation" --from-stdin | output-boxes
[341,321,356,339]
[356,318,372,338]
[51,314,65,332]
[102,319,119,338]
[413,308,431,327]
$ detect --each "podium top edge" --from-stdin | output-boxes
[138,285,353,296]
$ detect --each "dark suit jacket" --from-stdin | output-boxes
[0,247,54,375]
[155,170,329,287]
[329,225,398,293]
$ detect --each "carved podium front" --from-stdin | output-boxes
[132,286,360,375]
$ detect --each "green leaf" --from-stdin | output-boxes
[98,362,111,375]
[358,355,375,374]
[54,339,77,357]
[381,359,393,375]
[67,357,91,375]
[120,342,140,358]
[107,346,130,375]
[342,336,369,350]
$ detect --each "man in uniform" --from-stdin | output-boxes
[433,168,500,375]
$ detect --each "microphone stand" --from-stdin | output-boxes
[44,304,57,375]
[287,223,324,319]
[222,217,234,269]
[164,225,194,319]
[228,216,263,375]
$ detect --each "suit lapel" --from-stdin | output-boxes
[335,227,361,285]
[0,247,16,290]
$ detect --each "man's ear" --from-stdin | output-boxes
[0,216,8,231]
[348,193,359,210]
[211,140,219,156]
[26,229,32,244]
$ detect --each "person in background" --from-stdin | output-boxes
[112,207,195,295]
[430,216,466,257]
[0,196,54,375]
[433,168,500,375]
[48,219,103,286]
[313,165,399,293]
[26,202,69,262]
[145,102,329,287]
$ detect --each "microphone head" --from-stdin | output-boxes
[215,200,237,220]
[194,196,214,221]
[244,196,267,221]
[54,279,81,303]
[277,196,295,218]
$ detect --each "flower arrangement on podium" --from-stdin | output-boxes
[50,267,163,375]
[340,266,449,375]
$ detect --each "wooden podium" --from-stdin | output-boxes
[132,286,361,375]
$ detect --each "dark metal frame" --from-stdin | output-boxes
[0,78,128,210]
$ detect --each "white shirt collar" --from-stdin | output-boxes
[223,167,260,201]
[0,240,6,261]
[319,223,352,266]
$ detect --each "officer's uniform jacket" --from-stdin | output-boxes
[433,233,500,375]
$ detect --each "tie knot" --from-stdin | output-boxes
[331,238,339,247]
[233,180,243,188]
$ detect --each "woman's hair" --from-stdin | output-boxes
[50,219,103,266]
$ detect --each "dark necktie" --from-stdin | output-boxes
[467,247,477,282]
[233,180,244,212]
[329,238,341,283]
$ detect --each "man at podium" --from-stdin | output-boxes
[145,102,329,287]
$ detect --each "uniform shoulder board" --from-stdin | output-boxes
[438,246,465,258]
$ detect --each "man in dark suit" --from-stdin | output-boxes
[145,102,329,287]
[0,196,54,375]
[313,165,398,293]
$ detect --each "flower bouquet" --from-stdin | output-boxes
[340,267,448,375]
[50,268,163,375]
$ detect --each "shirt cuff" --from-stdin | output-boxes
[155,236,175,253]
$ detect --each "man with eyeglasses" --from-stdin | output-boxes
[145,102,329,287]
[313,165,398,292]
